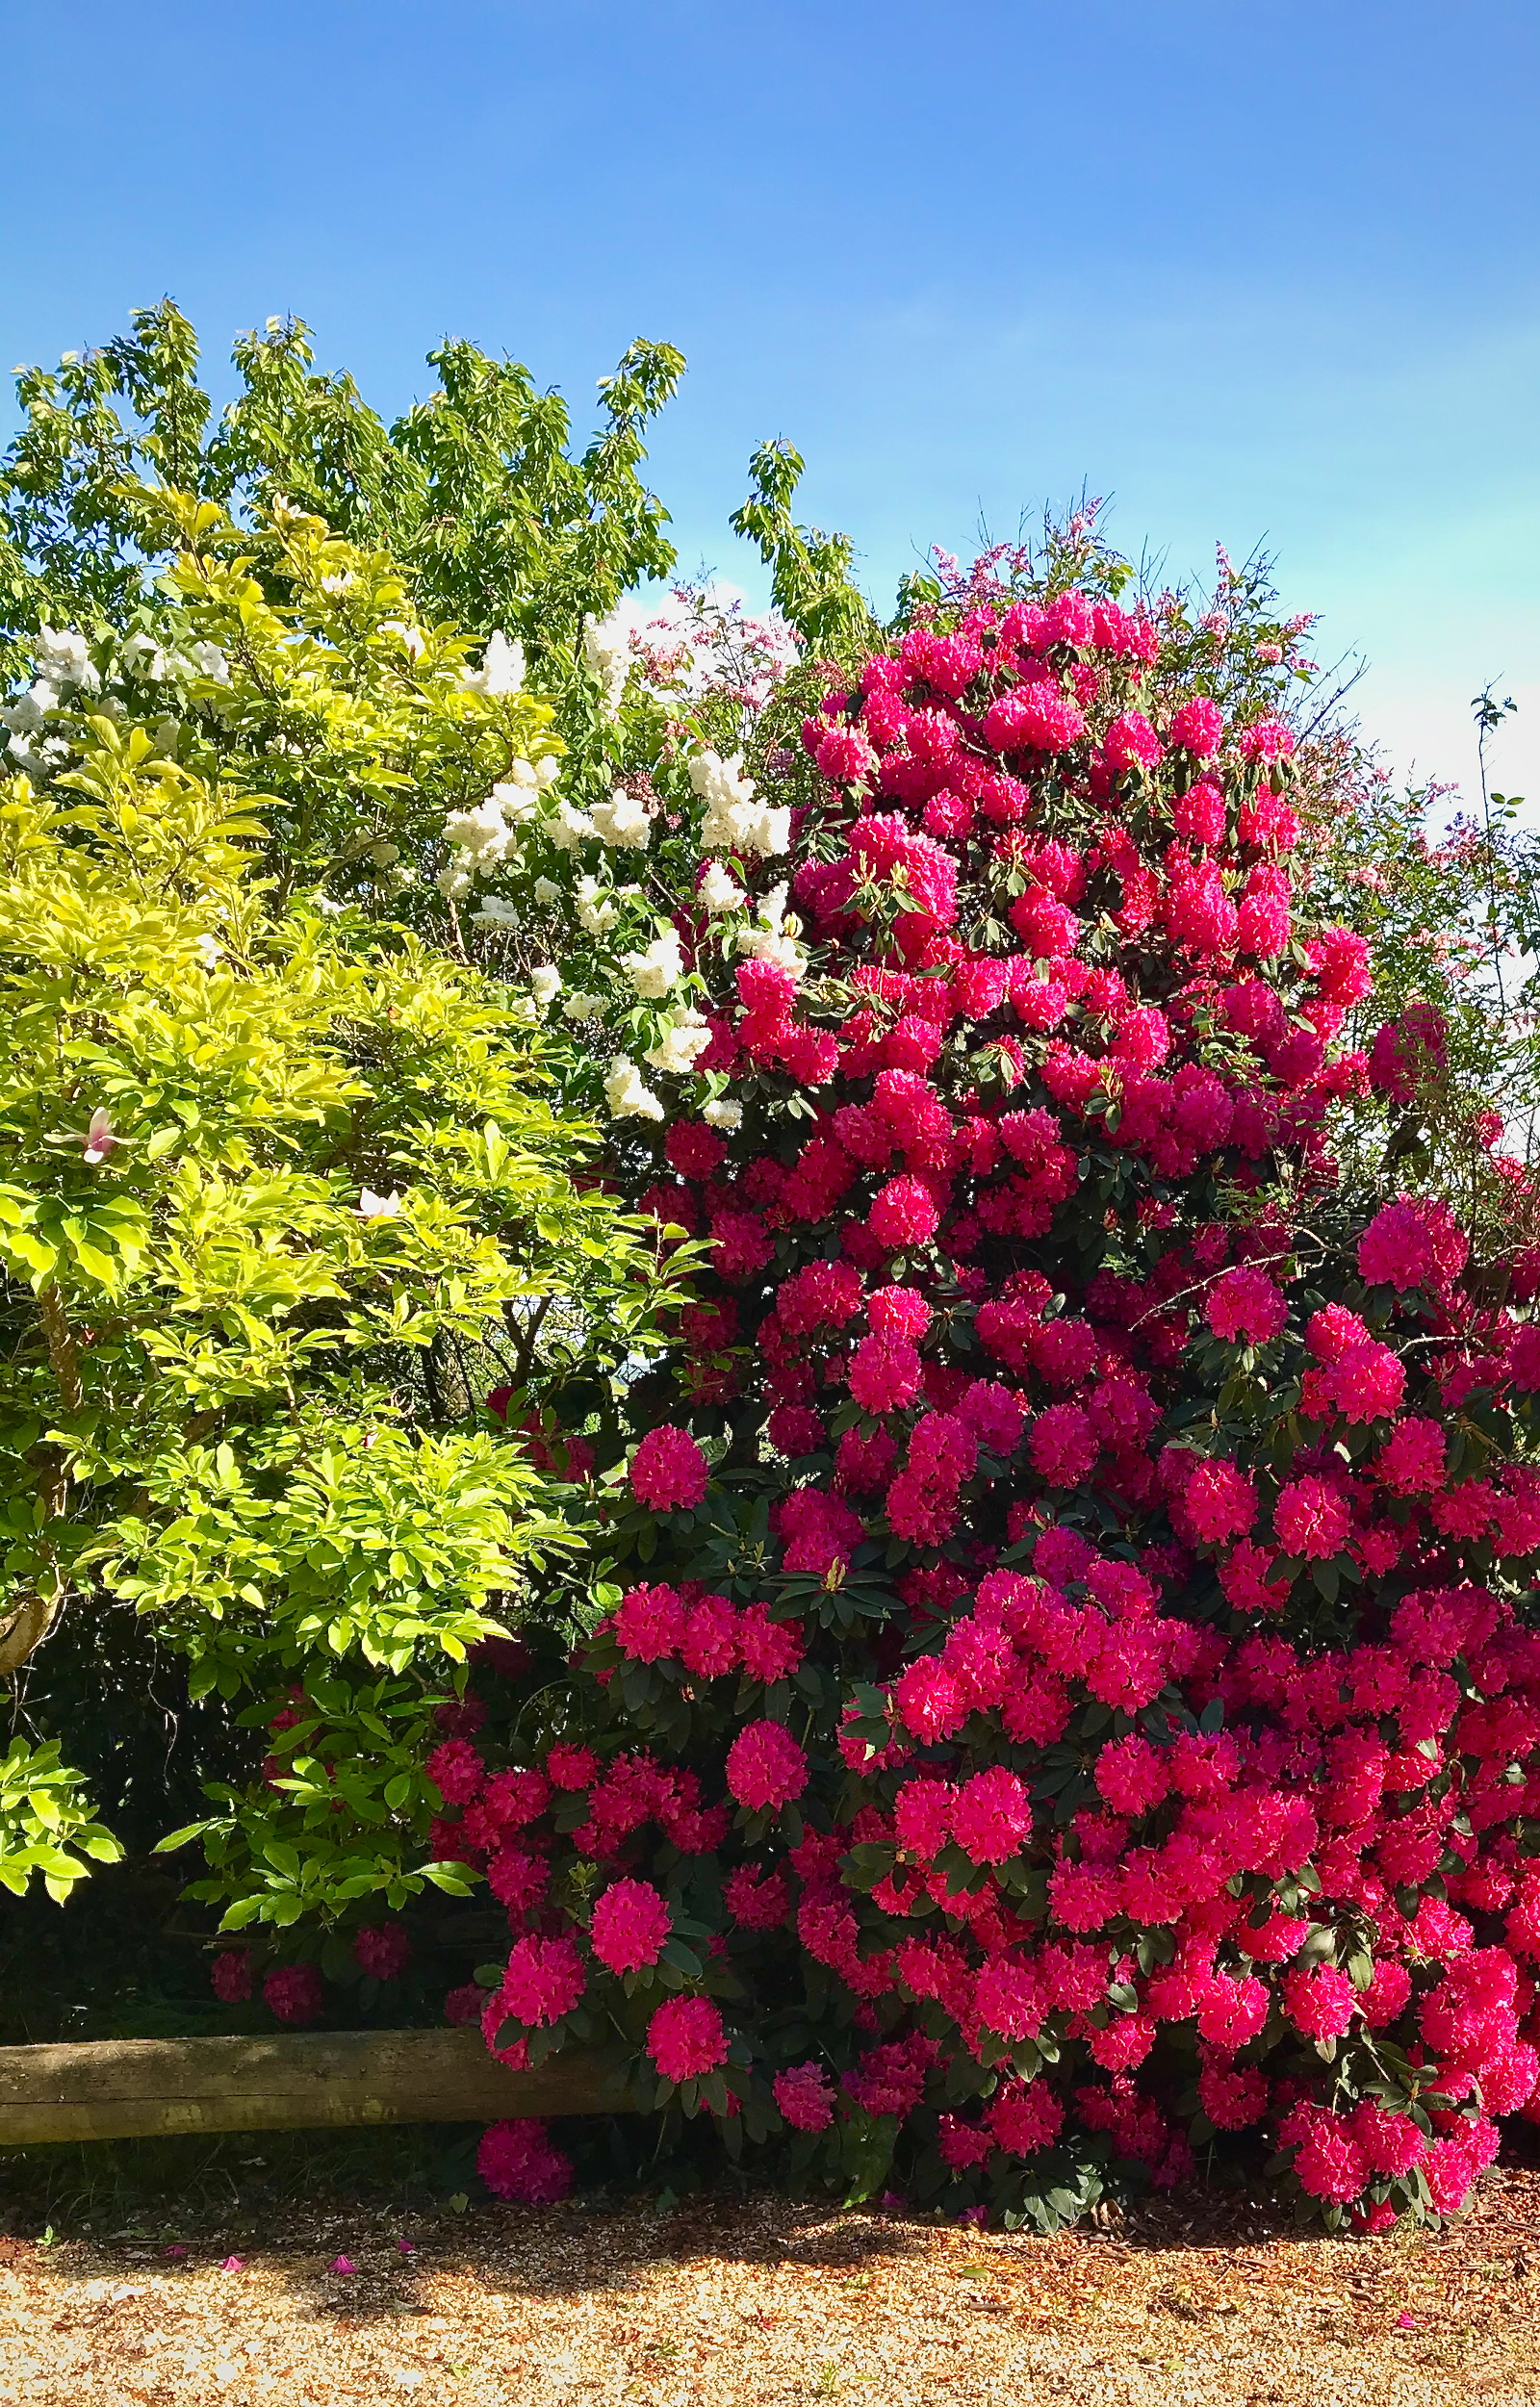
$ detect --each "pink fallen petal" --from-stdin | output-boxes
[1398,2312,1417,2329]
[218,2256,245,2272]
[330,2255,357,2276]
[398,2239,418,2256]
[162,2244,188,2260]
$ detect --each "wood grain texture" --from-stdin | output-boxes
[0,2030,621,2144]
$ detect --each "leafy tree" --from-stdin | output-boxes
[0,610,689,1940]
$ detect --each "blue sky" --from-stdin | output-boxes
[4,0,1537,803]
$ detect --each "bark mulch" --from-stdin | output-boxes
[4,2166,1540,2407]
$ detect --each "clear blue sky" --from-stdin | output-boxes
[4,0,1537,804]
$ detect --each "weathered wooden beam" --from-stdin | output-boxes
[0,2030,619,2146]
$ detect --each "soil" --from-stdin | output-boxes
[5,2168,1540,2406]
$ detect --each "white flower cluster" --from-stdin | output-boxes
[438,755,559,899]
[458,629,525,697]
[582,609,633,718]
[604,1056,664,1121]
[687,749,789,860]
[1,626,99,777]
[735,880,808,978]
[698,859,749,912]
[576,875,641,936]
[644,1002,711,1075]
[622,926,685,1000]
[590,785,653,848]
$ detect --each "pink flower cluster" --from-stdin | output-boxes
[456,576,1540,2234]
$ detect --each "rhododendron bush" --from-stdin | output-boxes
[439,568,1540,2233]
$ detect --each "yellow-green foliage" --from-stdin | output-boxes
[0,647,685,1925]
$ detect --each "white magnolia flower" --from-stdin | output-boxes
[190,641,231,685]
[530,965,561,1008]
[357,1188,403,1218]
[644,1003,712,1075]
[470,895,521,929]
[547,800,597,852]
[582,609,634,716]
[687,748,789,858]
[604,1055,664,1121]
[120,630,171,679]
[78,1106,120,1165]
[590,786,653,849]
[35,627,98,693]
[532,876,561,906]
[383,619,426,658]
[575,876,622,936]
[0,682,56,737]
[697,860,748,913]
[320,571,356,595]
[195,934,222,970]
[460,628,525,697]
[563,990,608,1022]
[623,927,685,1000]
[702,1098,743,1131]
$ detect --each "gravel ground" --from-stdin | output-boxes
[5,2169,1540,2407]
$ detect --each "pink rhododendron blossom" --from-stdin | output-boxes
[648,1993,729,2081]
[726,1720,809,1810]
[590,1879,672,1974]
[630,1424,710,1511]
[264,1964,324,2026]
[774,2061,836,2131]
[477,2119,574,2204]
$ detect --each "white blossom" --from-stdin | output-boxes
[702,1098,743,1130]
[563,990,608,1022]
[459,628,525,697]
[383,619,426,658]
[320,571,356,595]
[687,748,790,859]
[35,627,98,693]
[623,927,685,1000]
[358,1188,403,1218]
[488,779,539,825]
[575,876,622,936]
[590,785,653,849]
[697,859,748,912]
[443,796,521,866]
[195,934,222,970]
[530,965,561,1009]
[120,630,169,679]
[644,1003,712,1075]
[470,895,521,929]
[437,860,474,902]
[547,800,597,851]
[735,880,808,977]
[0,682,56,737]
[190,641,231,685]
[532,877,561,906]
[604,1055,665,1121]
[582,609,634,716]
[78,1107,119,1165]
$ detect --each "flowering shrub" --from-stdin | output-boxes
[439,567,1540,2233]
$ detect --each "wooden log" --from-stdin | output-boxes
[0,2030,620,2146]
